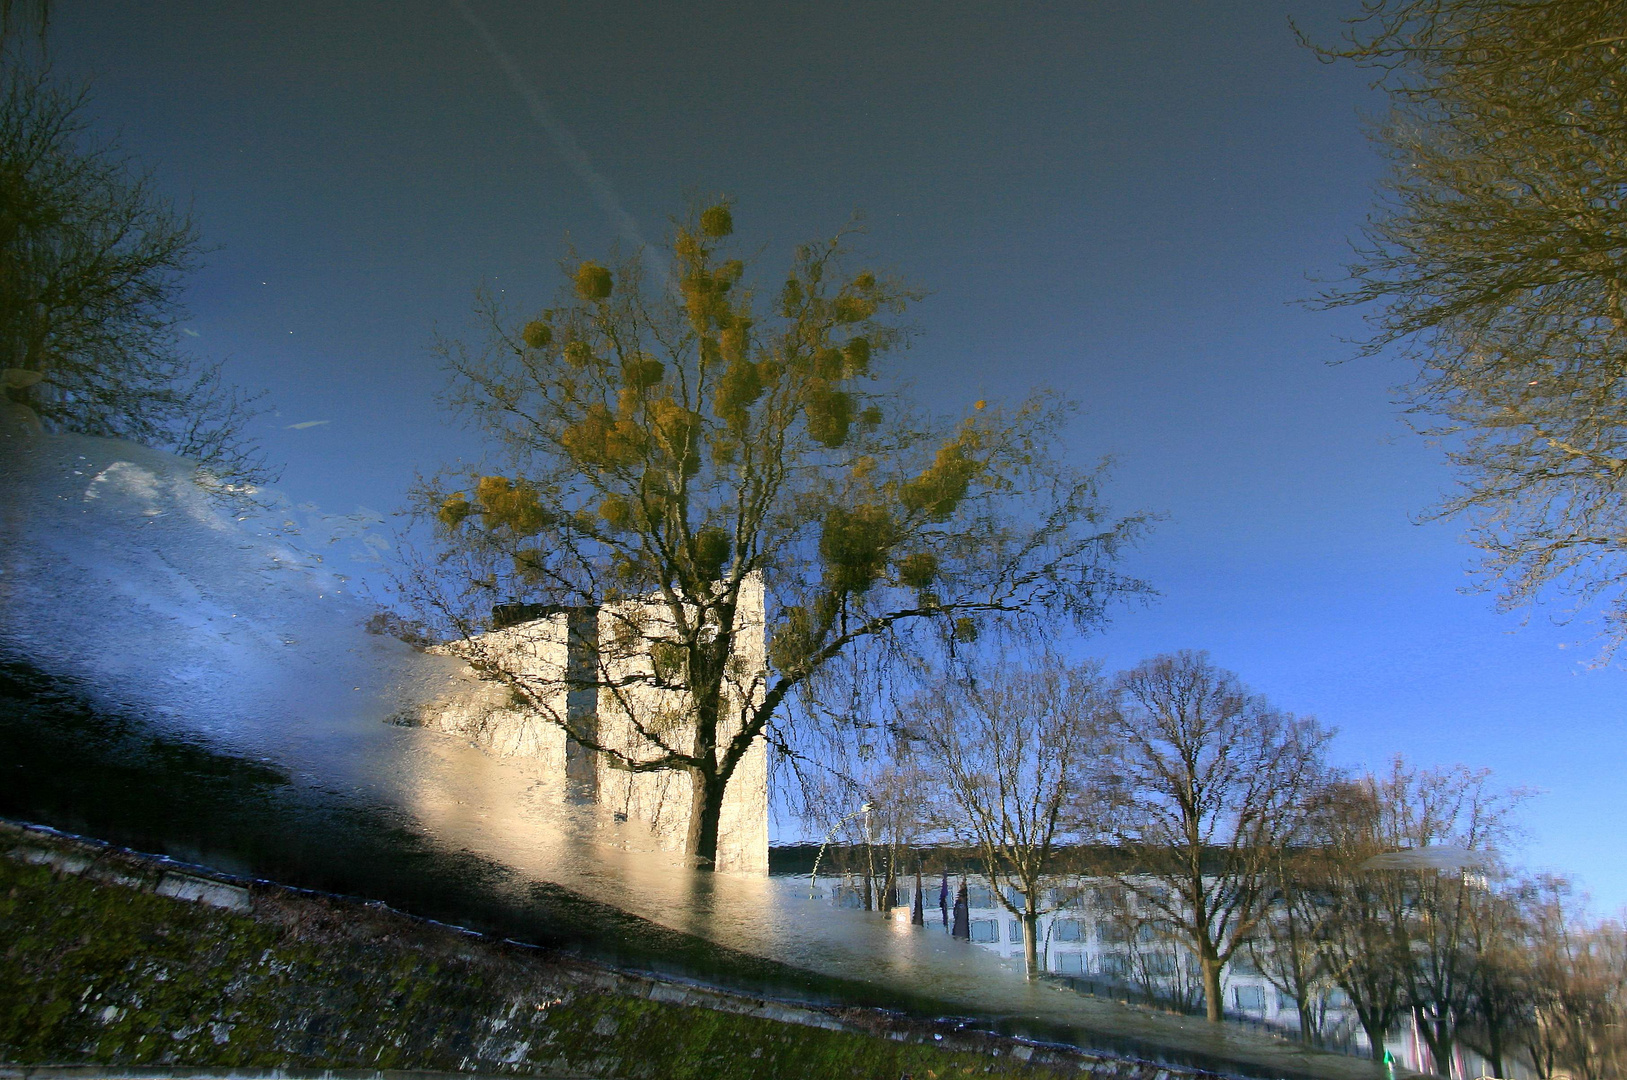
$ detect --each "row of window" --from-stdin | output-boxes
[894,883,1176,916]
[961,915,1193,947]
[1052,917,1180,944]
[1044,958,1281,1013]
[1045,949,1190,979]
[870,880,1183,916]
[961,916,1355,1016]
[891,884,1171,917]
[1042,955,1352,1016]
[1233,986,1349,1012]
[835,882,1354,1020]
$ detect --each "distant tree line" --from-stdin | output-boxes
[803,650,1625,1078]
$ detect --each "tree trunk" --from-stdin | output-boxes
[1201,951,1224,1022]
[685,668,726,868]
[1483,1021,1505,1080]
[1023,910,1040,978]
[1358,1011,1389,1062]
[1413,1008,1455,1079]
[685,768,725,869]
[882,847,896,912]
[1296,994,1317,1046]
[1524,1035,1550,1079]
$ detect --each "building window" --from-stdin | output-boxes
[1052,918,1084,942]
[1144,952,1177,977]
[1055,952,1084,975]
[1100,952,1129,978]
[966,886,994,909]
[970,918,998,943]
[1234,985,1266,1012]
[1008,920,1023,943]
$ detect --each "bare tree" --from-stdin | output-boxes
[1308,0,1627,649]
[916,658,1109,977]
[1113,905,1206,1013]
[1246,845,1335,1043]
[0,0,47,52]
[0,68,271,485]
[787,644,938,910]
[1522,876,1627,1080]
[1307,760,1528,1072]
[1380,760,1524,1075]
[1101,651,1330,1022]
[795,657,936,911]
[403,201,1151,867]
[1459,876,1535,1079]
[1308,778,1413,1061]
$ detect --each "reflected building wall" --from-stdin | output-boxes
[420,575,768,873]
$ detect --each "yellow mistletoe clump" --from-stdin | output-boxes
[561,405,647,469]
[474,475,550,534]
[900,441,978,522]
[522,320,552,348]
[574,261,613,301]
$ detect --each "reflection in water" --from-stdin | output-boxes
[0,431,1358,1078]
[0,429,1034,1009]
[394,729,1018,993]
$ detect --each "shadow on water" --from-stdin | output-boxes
[0,654,894,1001]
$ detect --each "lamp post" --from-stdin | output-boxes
[810,802,872,901]
[862,800,877,910]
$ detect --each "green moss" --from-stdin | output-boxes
[0,854,1089,1078]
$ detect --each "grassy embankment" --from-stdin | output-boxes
[0,824,1201,1080]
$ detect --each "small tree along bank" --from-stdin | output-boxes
[918,659,1110,977]
[1100,651,1330,1023]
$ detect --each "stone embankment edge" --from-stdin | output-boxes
[0,1070,559,1080]
[0,817,1237,1080]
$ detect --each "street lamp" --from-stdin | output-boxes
[810,802,872,901]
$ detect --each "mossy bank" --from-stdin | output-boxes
[0,823,1217,1080]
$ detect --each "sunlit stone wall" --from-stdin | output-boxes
[420,575,768,873]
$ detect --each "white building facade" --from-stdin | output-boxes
[418,576,769,873]
[824,869,1525,1077]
